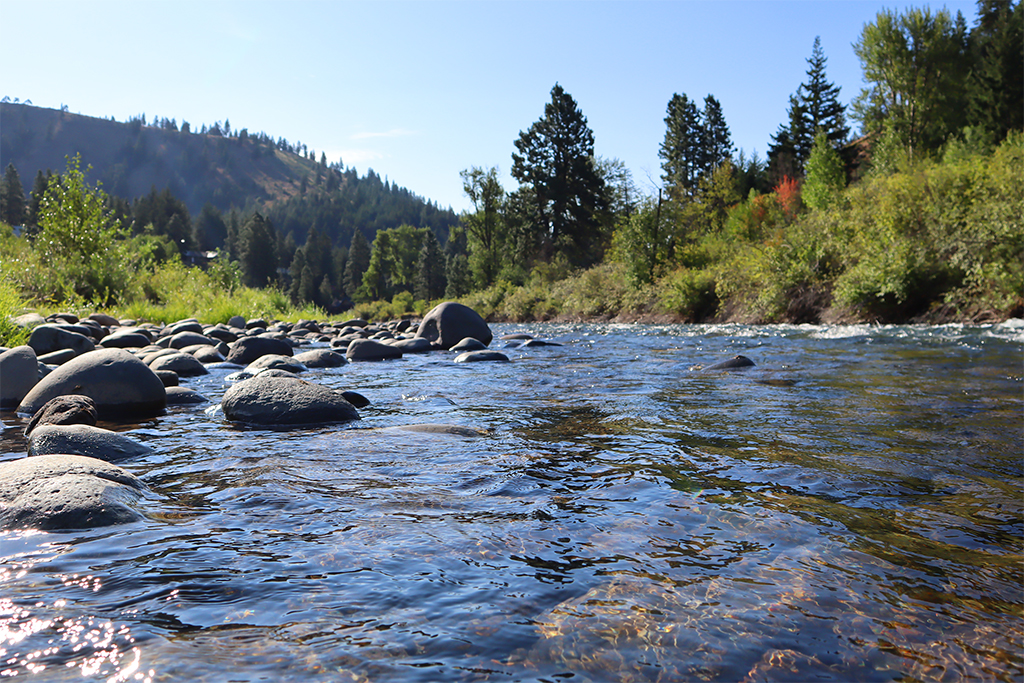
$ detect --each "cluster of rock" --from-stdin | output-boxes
[0,301,511,531]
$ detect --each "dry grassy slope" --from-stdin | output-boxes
[0,102,317,214]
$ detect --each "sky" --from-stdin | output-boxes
[2,0,979,213]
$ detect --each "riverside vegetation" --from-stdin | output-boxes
[1,3,1021,340]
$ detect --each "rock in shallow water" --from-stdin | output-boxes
[221,375,360,426]
[0,454,147,530]
[24,395,98,436]
[18,348,166,419]
[28,424,154,462]
[0,345,39,411]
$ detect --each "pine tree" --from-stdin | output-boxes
[238,213,278,287]
[800,37,850,149]
[660,93,703,194]
[414,229,446,300]
[769,37,849,178]
[511,83,608,266]
[0,163,26,227]
[700,95,734,176]
[343,229,371,297]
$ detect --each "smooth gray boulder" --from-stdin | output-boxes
[228,315,246,329]
[246,354,307,374]
[37,348,77,365]
[347,339,403,361]
[24,395,98,436]
[28,324,96,357]
[182,344,226,363]
[389,337,433,353]
[0,345,38,410]
[415,302,492,350]
[101,331,152,349]
[87,313,120,326]
[225,336,294,364]
[169,331,215,349]
[293,349,347,368]
[149,351,209,377]
[165,386,209,404]
[12,312,46,329]
[28,424,154,462]
[0,454,147,530]
[18,348,167,419]
[221,375,360,426]
[450,337,487,352]
[454,350,510,363]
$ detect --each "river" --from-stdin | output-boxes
[1,321,1022,682]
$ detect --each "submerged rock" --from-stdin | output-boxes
[706,355,756,370]
[347,339,403,361]
[454,350,510,363]
[28,424,154,462]
[221,375,360,426]
[0,454,147,530]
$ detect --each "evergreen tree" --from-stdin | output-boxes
[193,203,227,252]
[700,95,734,177]
[414,229,446,300]
[26,170,50,233]
[967,0,1023,143]
[238,212,278,287]
[768,38,848,177]
[344,229,371,297]
[801,37,850,149]
[0,163,26,226]
[660,93,703,194]
[511,83,608,266]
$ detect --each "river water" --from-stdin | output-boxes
[1,322,1022,682]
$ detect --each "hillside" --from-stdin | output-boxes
[0,102,457,247]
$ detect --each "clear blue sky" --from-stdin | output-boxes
[2,0,978,213]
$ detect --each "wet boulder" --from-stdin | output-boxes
[24,395,98,436]
[149,351,209,377]
[706,355,755,370]
[246,354,307,374]
[454,350,510,363]
[182,344,226,363]
[415,302,492,350]
[28,323,96,357]
[169,331,216,349]
[221,375,360,426]
[28,424,154,462]
[101,330,153,349]
[165,386,209,404]
[294,349,347,368]
[346,339,403,361]
[0,454,147,530]
[225,336,294,365]
[0,346,39,410]
[450,337,488,352]
[389,337,433,353]
[18,348,167,419]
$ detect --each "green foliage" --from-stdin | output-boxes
[853,6,970,160]
[31,154,133,306]
[803,131,846,210]
[1,164,26,227]
[460,166,506,288]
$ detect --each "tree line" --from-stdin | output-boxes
[1,0,1019,321]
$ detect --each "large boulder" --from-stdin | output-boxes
[415,302,492,350]
[100,330,152,349]
[454,350,510,363]
[221,375,360,426]
[346,339,403,361]
[246,354,307,374]
[293,349,347,368]
[169,331,215,349]
[0,346,38,410]
[28,324,96,357]
[24,395,98,436]
[225,336,294,365]
[149,351,209,377]
[28,424,154,462]
[0,454,147,530]
[18,348,167,419]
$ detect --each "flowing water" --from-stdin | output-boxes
[1,322,1022,682]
